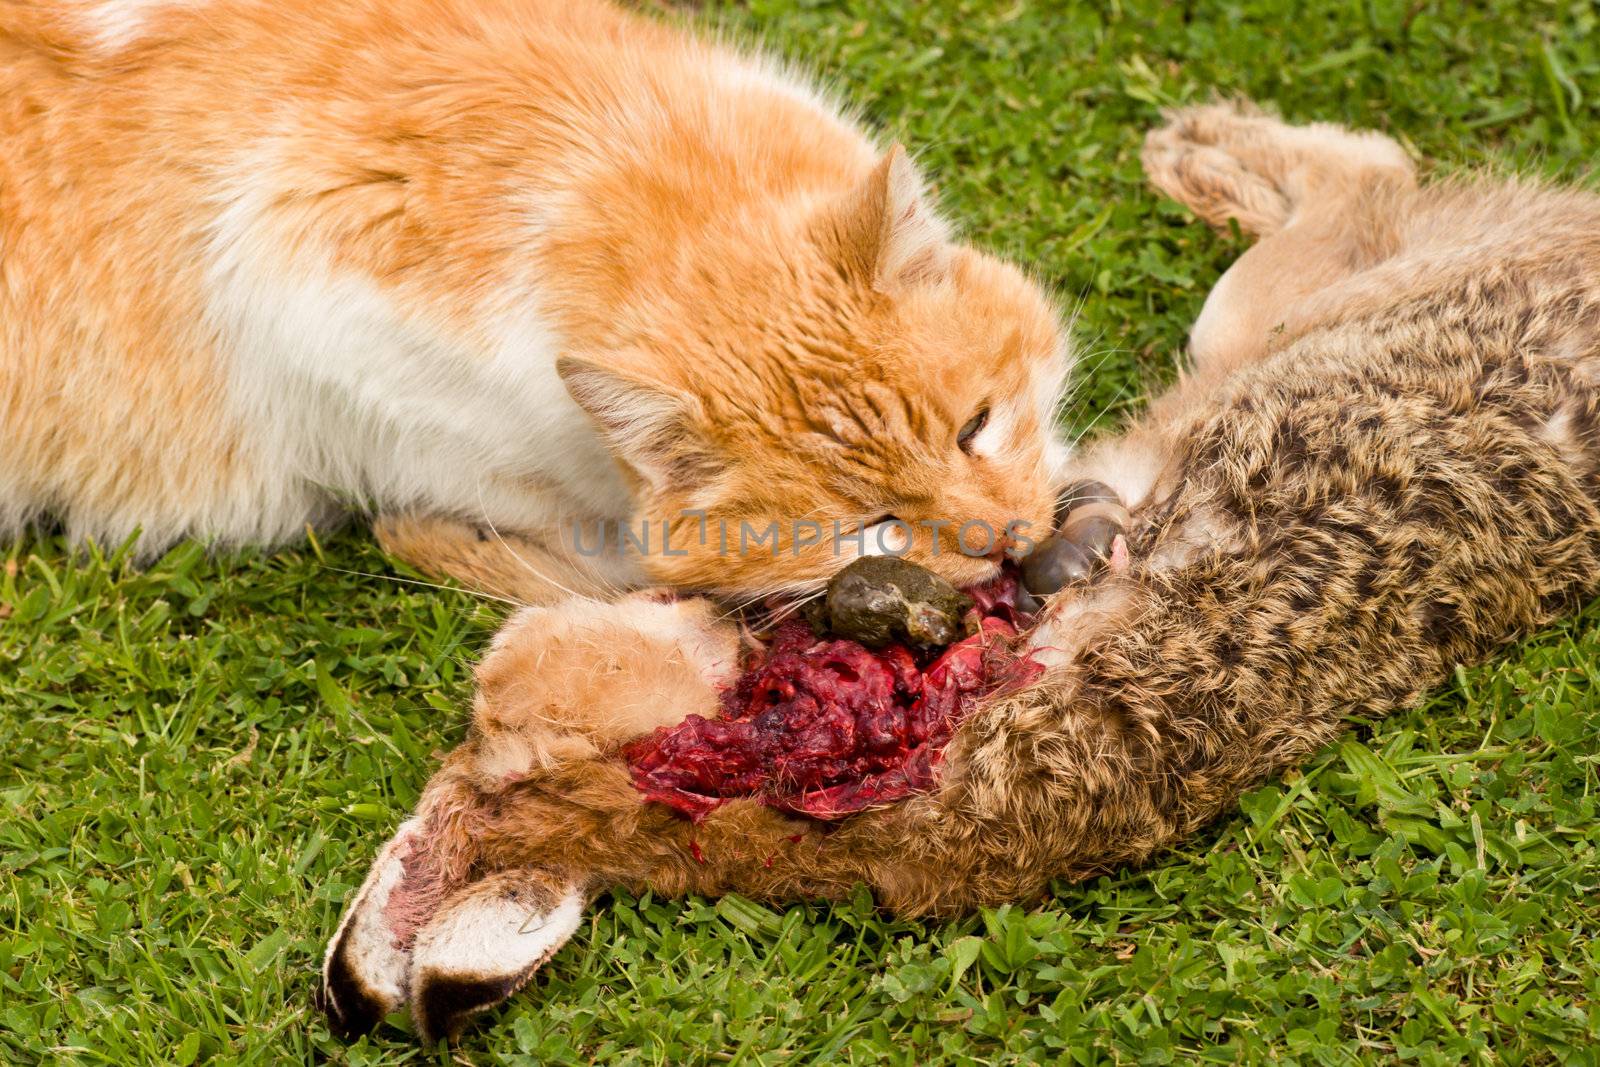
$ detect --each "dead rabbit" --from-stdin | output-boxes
[322,102,1600,1043]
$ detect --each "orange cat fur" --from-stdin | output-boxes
[0,0,1068,601]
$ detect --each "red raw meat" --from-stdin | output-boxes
[623,569,1043,821]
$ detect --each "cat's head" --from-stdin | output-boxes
[560,148,1069,597]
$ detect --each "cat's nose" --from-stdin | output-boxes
[989,529,1018,560]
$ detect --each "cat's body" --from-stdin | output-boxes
[322,103,1600,1043]
[0,0,1066,599]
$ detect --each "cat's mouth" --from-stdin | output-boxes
[623,483,1130,821]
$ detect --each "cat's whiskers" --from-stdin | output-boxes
[472,479,602,605]
[1056,339,1127,405]
[1049,355,1115,429]
[1063,403,1125,457]
[321,567,522,608]
[1059,375,1136,455]
[759,588,827,629]
[714,577,828,629]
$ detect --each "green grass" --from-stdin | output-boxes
[4,0,1600,1062]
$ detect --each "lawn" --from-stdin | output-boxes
[4,0,1600,1062]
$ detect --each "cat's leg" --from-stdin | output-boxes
[373,514,637,605]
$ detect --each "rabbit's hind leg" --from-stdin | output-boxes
[1060,103,1419,521]
[1144,101,1418,378]
[1142,99,1414,238]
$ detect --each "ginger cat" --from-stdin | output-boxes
[0,0,1068,602]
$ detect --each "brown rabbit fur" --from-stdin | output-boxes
[322,103,1600,1043]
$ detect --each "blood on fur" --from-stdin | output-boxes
[623,566,1043,820]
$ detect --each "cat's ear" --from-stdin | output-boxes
[557,356,721,490]
[831,145,951,293]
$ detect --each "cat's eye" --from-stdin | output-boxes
[957,407,990,453]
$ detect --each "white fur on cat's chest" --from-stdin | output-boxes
[202,162,632,536]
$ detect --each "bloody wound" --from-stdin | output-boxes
[623,567,1043,820]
